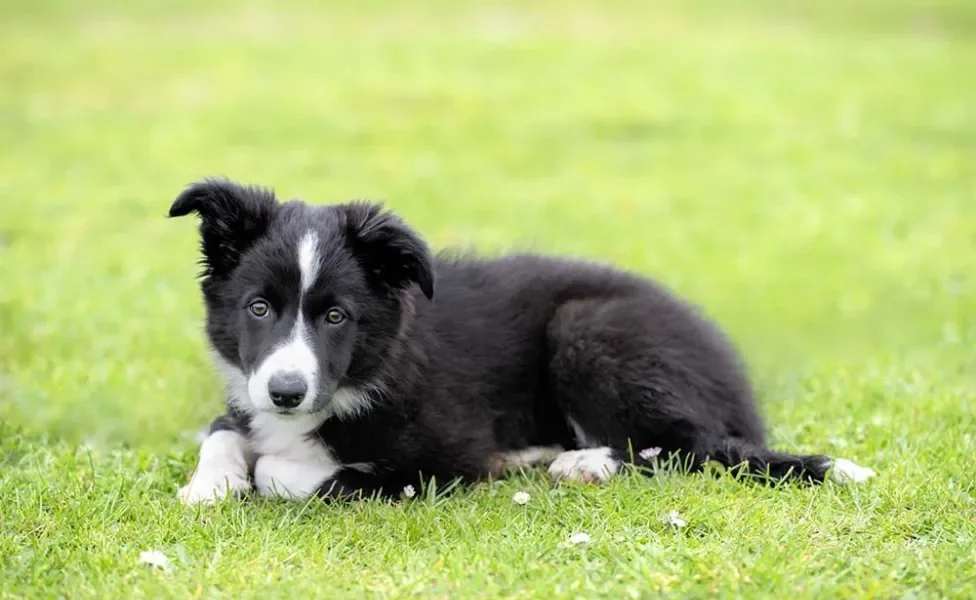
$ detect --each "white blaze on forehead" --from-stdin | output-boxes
[298,231,320,293]
[244,230,322,413]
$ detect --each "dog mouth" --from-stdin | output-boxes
[258,392,332,418]
[264,403,317,417]
[262,406,329,422]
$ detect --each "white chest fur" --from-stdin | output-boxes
[250,411,340,499]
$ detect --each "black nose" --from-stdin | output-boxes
[268,373,308,409]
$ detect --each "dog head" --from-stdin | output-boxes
[169,178,434,419]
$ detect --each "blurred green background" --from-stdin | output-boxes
[2,0,972,447]
[1,1,974,597]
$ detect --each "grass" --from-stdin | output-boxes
[1,0,975,597]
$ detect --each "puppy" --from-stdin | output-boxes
[170,178,874,503]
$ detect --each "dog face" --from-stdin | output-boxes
[169,178,434,418]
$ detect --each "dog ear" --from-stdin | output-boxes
[169,178,278,278]
[343,202,435,300]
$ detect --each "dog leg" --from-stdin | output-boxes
[315,468,392,501]
[492,445,565,474]
[254,453,340,500]
[178,429,254,504]
[547,447,621,483]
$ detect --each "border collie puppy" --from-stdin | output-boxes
[170,178,874,504]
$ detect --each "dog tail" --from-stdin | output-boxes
[684,436,833,483]
[621,434,872,484]
[668,435,875,484]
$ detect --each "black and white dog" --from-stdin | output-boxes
[170,178,874,504]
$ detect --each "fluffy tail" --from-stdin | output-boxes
[691,436,833,483]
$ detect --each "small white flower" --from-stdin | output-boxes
[138,550,172,572]
[665,510,687,528]
[639,447,662,460]
[402,485,416,499]
[568,532,591,545]
[512,491,531,505]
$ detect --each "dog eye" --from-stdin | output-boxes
[325,308,346,325]
[248,299,270,318]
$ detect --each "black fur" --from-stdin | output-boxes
[343,202,435,301]
[169,179,278,280]
[173,178,833,500]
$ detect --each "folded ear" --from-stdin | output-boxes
[343,202,435,300]
[169,178,278,278]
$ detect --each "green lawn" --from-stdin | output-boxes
[2,0,975,597]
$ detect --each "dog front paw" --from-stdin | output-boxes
[177,469,251,505]
[254,454,332,500]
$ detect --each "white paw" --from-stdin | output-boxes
[829,458,876,484]
[178,468,250,505]
[178,430,252,505]
[254,454,334,500]
[548,448,620,483]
